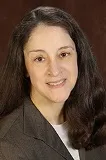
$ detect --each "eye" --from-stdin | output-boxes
[59,52,70,58]
[34,56,45,62]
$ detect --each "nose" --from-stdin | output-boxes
[47,59,61,77]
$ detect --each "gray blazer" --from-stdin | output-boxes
[0,97,106,160]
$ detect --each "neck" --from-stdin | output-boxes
[30,93,65,125]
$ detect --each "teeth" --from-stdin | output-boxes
[47,80,65,86]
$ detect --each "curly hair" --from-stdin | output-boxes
[0,6,106,150]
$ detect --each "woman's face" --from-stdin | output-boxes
[24,24,78,104]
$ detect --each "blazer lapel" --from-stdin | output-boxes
[78,144,106,160]
[79,148,85,160]
[23,97,74,160]
[23,97,106,160]
[85,145,106,160]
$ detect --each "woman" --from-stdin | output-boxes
[0,6,106,160]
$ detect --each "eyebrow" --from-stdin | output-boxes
[28,45,75,54]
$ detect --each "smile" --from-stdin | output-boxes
[47,79,66,88]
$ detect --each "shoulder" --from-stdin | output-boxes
[0,106,28,160]
[0,138,28,160]
[85,144,106,160]
[0,106,22,139]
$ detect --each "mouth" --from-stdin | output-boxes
[46,79,66,88]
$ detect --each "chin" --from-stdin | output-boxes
[50,94,69,103]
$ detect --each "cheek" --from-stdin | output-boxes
[30,72,42,81]
[73,62,78,75]
[71,64,78,80]
[64,59,78,73]
[65,60,78,82]
[27,68,46,85]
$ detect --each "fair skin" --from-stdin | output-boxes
[24,24,78,124]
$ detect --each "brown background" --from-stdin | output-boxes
[0,0,106,84]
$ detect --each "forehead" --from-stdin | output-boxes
[24,24,75,52]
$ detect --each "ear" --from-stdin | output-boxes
[26,72,29,77]
[24,67,29,78]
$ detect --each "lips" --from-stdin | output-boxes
[46,79,66,88]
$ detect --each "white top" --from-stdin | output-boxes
[52,122,80,160]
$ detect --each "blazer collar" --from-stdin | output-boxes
[23,97,74,160]
[22,97,106,160]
